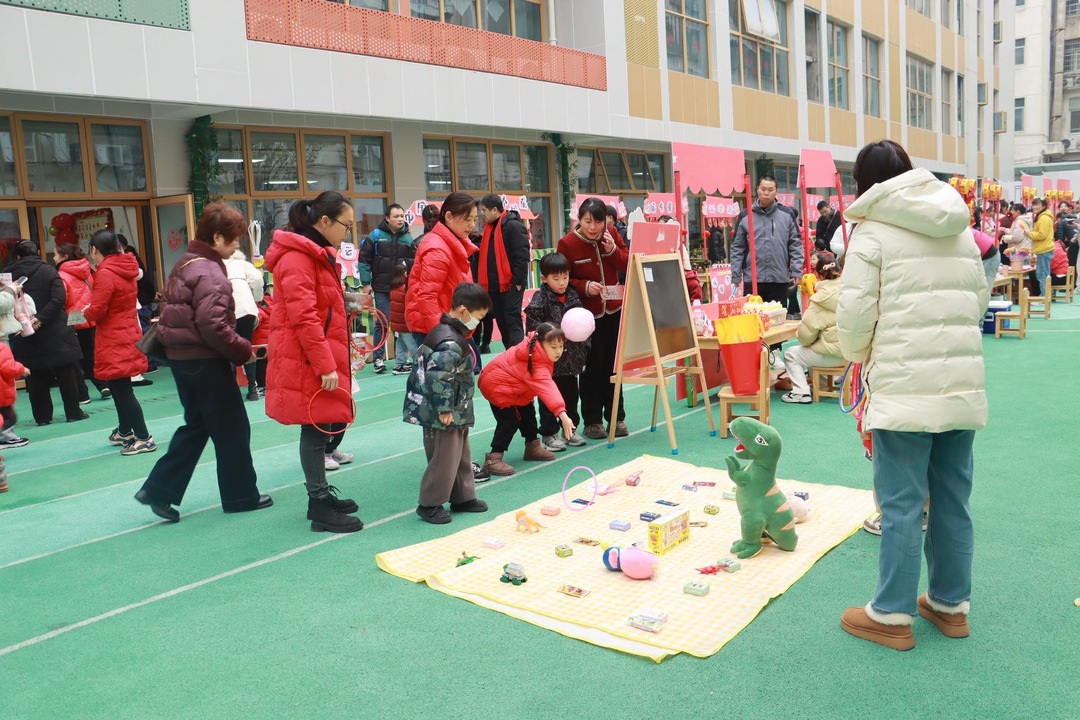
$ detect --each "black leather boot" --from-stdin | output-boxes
[307,496,363,533]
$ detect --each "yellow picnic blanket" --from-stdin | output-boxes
[376,455,873,662]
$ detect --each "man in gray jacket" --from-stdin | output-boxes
[730,175,804,304]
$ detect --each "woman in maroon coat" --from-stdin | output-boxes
[264,191,362,533]
[134,204,271,523]
[84,231,154,456]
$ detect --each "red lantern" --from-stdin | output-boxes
[56,228,77,244]
[52,213,75,231]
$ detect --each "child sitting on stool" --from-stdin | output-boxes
[524,252,589,452]
[404,282,492,524]
[781,253,844,404]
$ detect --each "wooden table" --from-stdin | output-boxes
[682,321,801,407]
[991,275,1011,302]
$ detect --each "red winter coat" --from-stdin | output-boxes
[83,253,148,381]
[405,222,478,335]
[0,342,26,407]
[1052,241,1069,275]
[57,258,95,330]
[556,226,629,317]
[390,283,408,333]
[478,332,566,414]
[251,295,272,346]
[264,230,352,425]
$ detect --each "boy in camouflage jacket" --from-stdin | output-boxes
[403,283,492,524]
[523,252,590,451]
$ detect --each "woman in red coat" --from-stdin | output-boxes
[264,191,362,533]
[54,243,107,403]
[83,231,154,456]
[477,324,574,476]
[557,197,630,440]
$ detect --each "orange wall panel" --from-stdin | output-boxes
[809,103,826,143]
[829,107,858,146]
[863,0,885,38]
[864,116,887,143]
[908,128,938,160]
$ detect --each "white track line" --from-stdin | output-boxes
[0,401,705,658]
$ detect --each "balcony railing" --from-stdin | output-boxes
[244,0,607,91]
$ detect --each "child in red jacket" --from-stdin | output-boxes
[390,264,418,375]
[477,323,574,476]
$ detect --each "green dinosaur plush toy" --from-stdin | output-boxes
[724,417,799,559]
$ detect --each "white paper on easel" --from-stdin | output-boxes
[644,268,654,282]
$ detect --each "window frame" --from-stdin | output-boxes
[862,35,882,118]
[1065,39,1080,73]
[941,69,953,135]
[665,0,710,78]
[1015,37,1025,65]
[906,54,934,131]
[1067,0,1079,17]
[906,0,932,18]
[1070,97,1080,134]
[729,0,790,95]
[1014,97,1025,132]
[321,0,395,9]
[826,20,850,110]
[577,147,670,216]
[410,0,545,41]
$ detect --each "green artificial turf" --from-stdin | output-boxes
[2,305,1079,719]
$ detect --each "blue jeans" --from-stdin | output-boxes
[1035,251,1053,294]
[394,331,418,368]
[871,429,975,617]
[372,291,391,362]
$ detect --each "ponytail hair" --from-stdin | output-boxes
[55,243,85,262]
[287,191,351,236]
[89,229,122,257]
[527,322,567,374]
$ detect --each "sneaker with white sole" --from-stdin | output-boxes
[781,392,812,404]
[472,461,490,483]
[862,512,882,535]
[565,432,587,447]
[120,437,157,456]
[0,433,29,449]
[391,365,410,375]
[541,434,567,452]
[108,427,135,446]
[373,360,386,374]
[324,455,340,471]
[329,449,354,465]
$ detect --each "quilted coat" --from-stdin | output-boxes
[794,278,841,358]
[57,258,95,330]
[5,254,82,369]
[478,331,566,415]
[405,222,477,335]
[556,226,629,317]
[837,168,989,433]
[264,230,352,426]
[156,241,250,366]
[83,252,148,381]
[402,314,476,429]
[389,283,408,333]
[0,342,26,407]
[523,284,589,377]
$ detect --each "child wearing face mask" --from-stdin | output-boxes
[404,282,492,524]
[477,323,575,477]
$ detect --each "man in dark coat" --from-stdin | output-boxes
[6,241,86,425]
[477,194,531,350]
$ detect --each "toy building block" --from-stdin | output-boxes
[540,505,561,516]
[722,491,737,500]
[683,581,711,596]
[718,558,741,573]
[639,511,661,522]
[693,481,717,487]
[555,544,573,557]
[558,584,589,598]
[647,509,690,555]
[625,472,642,486]
[482,537,506,549]
[682,484,698,492]
[627,615,663,633]
[704,505,720,515]
[609,519,631,532]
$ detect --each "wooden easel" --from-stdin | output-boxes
[608,253,716,454]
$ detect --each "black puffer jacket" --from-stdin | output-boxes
[358,220,415,293]
[6,254,82,369]
[523,284,590,377]
[157,241,250,365]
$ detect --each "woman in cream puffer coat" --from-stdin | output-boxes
[835,142,989,652]
[781,254,843,403]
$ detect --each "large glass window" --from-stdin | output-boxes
[455,142,490,191]
[666,0,709,78]
[303,134,349,192]
[863,36,881,118]
[423,138,453,195]
[804,8,821,102]
[351,135,386,193]
[412,0,543,40]
[250,131,300,192]
[1015,38,1025,65]
[729,0,789,95]
[906,55,934,130]
[942,0,952,28]
[1015,97,1025,132]
[942,69,953,135]
[22,120,86,194]
[0,117,17,196]
[91,124,147,194]
[827,21,849,110]
[1068,0,1079,16]
[580,148,669,212]
[492,144,523,191]
[906,0,932,17]
[211,128,246,197]
[1065,39,1080,73]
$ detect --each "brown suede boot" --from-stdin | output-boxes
[523,439,555,462]
[917,594,970,638]
[483,452,516,476]
[840,605,915,651]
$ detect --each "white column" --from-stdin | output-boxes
[547,0,557,44]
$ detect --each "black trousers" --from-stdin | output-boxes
[490,402,538,453]
[24,363,82,424]
[236,316,258,388]
[490,287,525,349]
[108,376,149,439]
[742,281,791,305]
[579,311,624,427]
[538,375,579,436]
[139,358,260,510]
[74,328,106,401]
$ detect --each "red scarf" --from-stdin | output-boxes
[478,212,513,292]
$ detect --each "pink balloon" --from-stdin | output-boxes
[561,306,595,342]
[602,545,657,580]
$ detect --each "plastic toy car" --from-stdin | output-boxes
[500,562,527,585]
[628,615,664,633]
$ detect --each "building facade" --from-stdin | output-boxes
[0,0,1014,283]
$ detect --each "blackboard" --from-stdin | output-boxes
[618,254,697,362]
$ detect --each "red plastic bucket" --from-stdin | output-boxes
[719,341,761,395]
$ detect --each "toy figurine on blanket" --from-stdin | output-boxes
[724,417,799,559]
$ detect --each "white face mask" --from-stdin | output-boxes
[462,311,480,331]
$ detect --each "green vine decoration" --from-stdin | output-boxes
[185,116,225,216]
[543,132,577,235]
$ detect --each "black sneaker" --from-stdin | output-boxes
[391,365,410,375]
[373,360,386,374]
[450,498,489,513]
[416,504,452,524]
[471,461,490,482]
[0,435,29,449]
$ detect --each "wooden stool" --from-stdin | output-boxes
[810,365,846,404]
[717,348,770,438]
[1020,282,1051,319]
[994,309,1026,339]
[1050,267,1075,303]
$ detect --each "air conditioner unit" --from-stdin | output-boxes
[1045,141,1065,155]
[993,21,1002,44]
